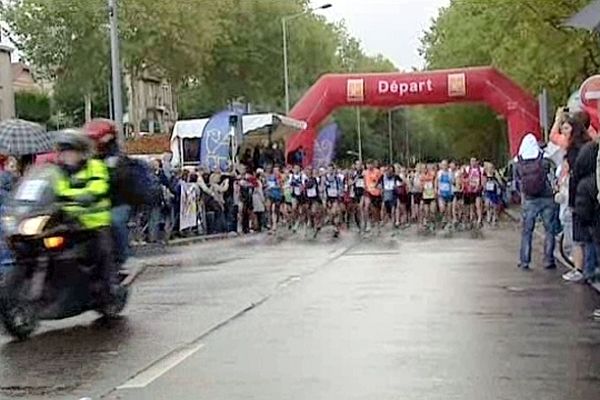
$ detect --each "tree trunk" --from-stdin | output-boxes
[129,72,140,134]
[170,83,179,131]
[84,92,92,123]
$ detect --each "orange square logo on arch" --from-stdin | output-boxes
[448,73,466,97]
[347,79,365,102]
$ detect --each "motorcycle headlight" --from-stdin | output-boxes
[18,216,50,236]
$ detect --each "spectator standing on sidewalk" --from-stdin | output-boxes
[573,140,600,283]
[252,170,266,232]
[162,152,174,181]
[0,156,19,205]
[0,156,19,275]
[149,159,174,243]
[516,133,556,270]
[239,169,256,234]
[563,117,592,281]
[221,166,237,233]
[272,142,285,167]
[209,170,228,233]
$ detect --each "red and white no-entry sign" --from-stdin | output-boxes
[580,75,600,107]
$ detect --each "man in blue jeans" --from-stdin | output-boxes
[516,134,556,270]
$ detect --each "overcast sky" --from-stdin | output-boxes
[312,0,450,70]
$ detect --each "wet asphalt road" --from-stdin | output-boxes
[0,225,599,400]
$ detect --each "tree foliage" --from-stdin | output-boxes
[416,0,600,163]
[14,91,51,124]
[2,0,399,160]
[2,0,227,122]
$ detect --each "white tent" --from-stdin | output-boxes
[170,118,209,166]
[170,113,307,166]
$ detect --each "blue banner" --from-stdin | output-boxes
[313,123,340,169]
[200,110,232,171]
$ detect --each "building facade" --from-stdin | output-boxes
[124,69,177,136]
[0,45,15,120]
[11,62,52,94]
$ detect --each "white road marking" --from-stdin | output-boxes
[117,343,205,390]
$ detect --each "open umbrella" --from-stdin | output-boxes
[0,119,54,156]
[564,0,600,31]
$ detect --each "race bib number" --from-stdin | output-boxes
[439,182,451,192]
[307,187,317,197]
[384,180,395,191]
[423,181,435,198]
[486,181,495,191]
[327,188,338,197]
[267,180,277,189]
[356,179,365,188]
[293,186,301,196]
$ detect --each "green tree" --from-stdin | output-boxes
[14,91,51,124]
[2,0,109,121]
[185,0,341,114]
[2,0,228,128]
[332,30,397,162]
[417,0,600,162]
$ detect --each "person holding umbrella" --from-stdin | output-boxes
[0,119,53,279]
[0,119,54,162]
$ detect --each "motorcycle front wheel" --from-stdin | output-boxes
[97,285,129,318]
[0,297,39,340]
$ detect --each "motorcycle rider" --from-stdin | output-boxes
[83,119,130,266]
[53,129,118,305]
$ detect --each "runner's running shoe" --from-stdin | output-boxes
[562,270,585,282]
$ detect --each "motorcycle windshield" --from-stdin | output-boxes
[5,165,59,217]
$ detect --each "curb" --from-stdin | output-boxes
[503,207,600,294]
[130,232,249,258]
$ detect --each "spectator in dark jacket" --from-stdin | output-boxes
[272,142,285,166]
[253,145,261,170]
[149,159,175,243]
[574,140,599,282]
[0,157,19,206]
[564,117,592,281]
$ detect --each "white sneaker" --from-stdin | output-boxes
[562,270,585,282]
[593,309,600,319]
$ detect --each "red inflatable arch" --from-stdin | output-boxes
[286,66,540,164]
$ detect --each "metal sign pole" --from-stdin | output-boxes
[108,0,124,143]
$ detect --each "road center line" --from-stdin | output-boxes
[117,343,205,390]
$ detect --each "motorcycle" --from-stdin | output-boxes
[0,165,131,340]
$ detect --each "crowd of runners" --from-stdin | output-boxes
[245,157,505,238]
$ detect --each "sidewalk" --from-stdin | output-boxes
[504,206,600,293]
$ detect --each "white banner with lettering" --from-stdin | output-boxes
[179,182,198,231]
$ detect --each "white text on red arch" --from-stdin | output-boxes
[377,79,434,96]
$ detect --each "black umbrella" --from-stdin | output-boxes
[0,119,54,156]
[564,0,600,31]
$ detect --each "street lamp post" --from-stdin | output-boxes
[108,0,124,144]
[282,3,332,114]
[388,110,393,164]
[356,107,363,163]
